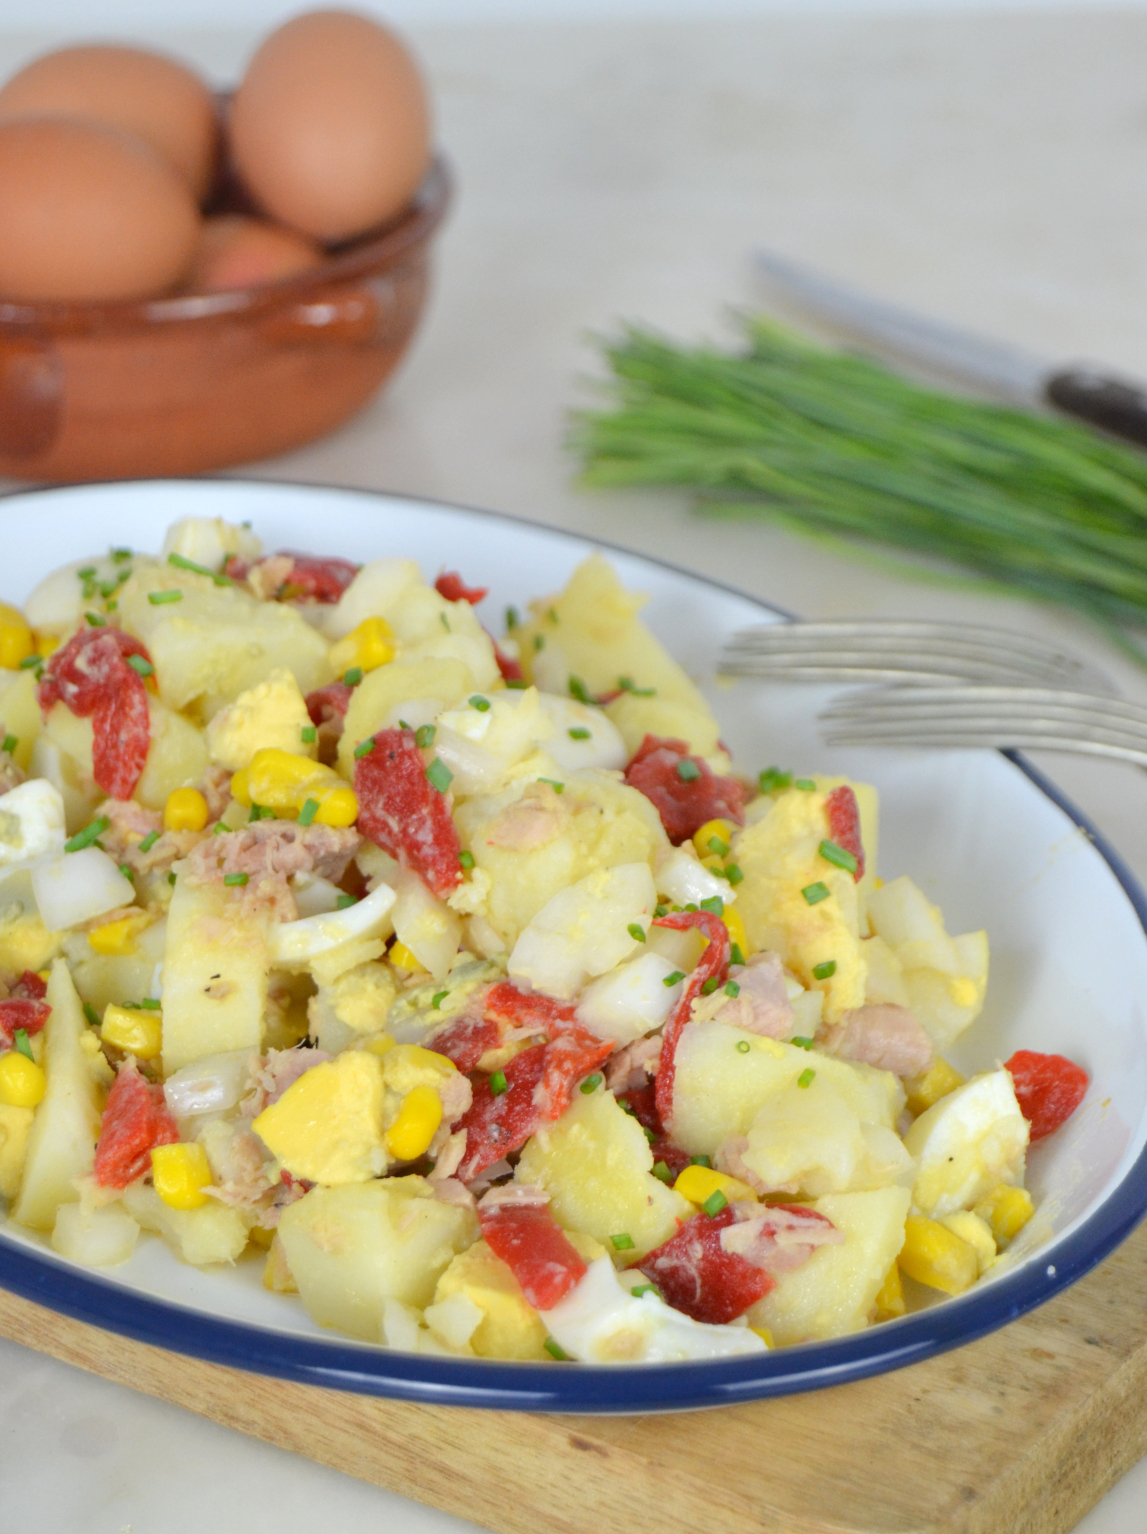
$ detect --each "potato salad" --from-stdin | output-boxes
[0,519,1089,1363]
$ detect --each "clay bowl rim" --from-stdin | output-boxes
[0,154,453,336]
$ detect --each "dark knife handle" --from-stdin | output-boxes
[1045,368,1147,449]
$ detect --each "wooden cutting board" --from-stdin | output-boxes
[5,1218,1147,1534]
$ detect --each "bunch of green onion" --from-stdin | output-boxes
[572,317,1147,664]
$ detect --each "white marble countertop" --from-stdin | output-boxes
[4,9,1147,1530]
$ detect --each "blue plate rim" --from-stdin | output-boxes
[0,476,1145,1415]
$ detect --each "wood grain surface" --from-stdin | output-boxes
[5,1219,1147,1534]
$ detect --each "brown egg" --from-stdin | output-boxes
[0,118,200,303]
[0,44,218,199]
[187,214,324,292]
[228,9,431,244]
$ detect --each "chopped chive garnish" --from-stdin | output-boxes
[505,605,519,630]
[702,1190,728,1217]
[415,724,436,748]
[83,1003,100,1029]
[298,798,319,827]
[795,777,816,791]
[663,970,685,987]
[336,894,357,909]
[426,758,453,793]
[700,977,720,996]
[642,1124,656,1144]
[301,724,317,743]
[802,881,830,905]
[85,612,104,627]
[505,679,527,689]
[544,1337,570,1361]
[119,864,133,880]
[791,1036,815,1050]
[730,943,745,966]
[168,871,176,885]
[632,1283,661,1299]
[618,676,655,696]
[812,960,837,980]
[683,903,698,913]
[819,839,858,875]
[398,720,411,731]
[568,726,591,740]
[675,759,701,782]
[469,694,491,711]
[690,1155,711,1168]
[126,654,154,678]
[724,863,744,886]
[439,613,450,632]
[13,1029,33,1061]
[568,675,591,704]
[168,552,229,585]
[249,803,268,822]
[534,633,545,651]
[724,980,740,998]
[136,828,160,854]
[758,767,792,794]
[653,904,668,918]
[706,835,730,857]
[580,1073,603,1094]
[547,606,559,623]
[148,589,183,605]
[432,990,448,1010]
[65,816,110,853]
[652,1160,672,1184]
[736,1040,750,1053]
[18,654,41,670]
[343,667,363,687]
[1,734,16,755]
[140,997,161,1011]
[699,895,724,917]
[77,565,96,580]
[798,1067,816,1088]
[538,777,564,793]
[489,1069,508,1096]
[223,872,249,887]
[459,850,475,869]
[627,923,646,943]
[610,1233,635,1251]
[213,823,228,835]
[111,547,132,563]
[354,736,375,758]
[120,1001,141,1009]
[106,600,118,612]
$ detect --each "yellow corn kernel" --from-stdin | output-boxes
[750,1325,774,1347]
[329,617,396,677]
[0,604,33,670]
[673,1164,758,1208]
[151,1142,212,1210]
[940,1211,997,1275]
[389,941,425,975]
[904,1057,966,1117]
[164,786,209,833]
[898,1215,979,1296]
[100,1003,163,1060]
[692,818,737,859]
[313,785,358,827]
[34,629,60,658]
[87,911,152,957]
[0,1049,46,1108]
[385,1084,443,1161]
[364,1031,397,1056]
[973,1184,1035,1248]
[232,748,357,825]
[872,1262,906,1321]
[723,903,751,960]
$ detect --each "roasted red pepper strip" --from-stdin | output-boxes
[435,572,489,605]
[653,910,731,1132]
[354,727,462,899]
[93,1062,179,1189]
[305,682,353,726]
[427,1014,503,1072]
[825,785,865,882]
[616,1083,692,1177]
[0,997,49,1043]
[456,1042,548,1182]
[493,642,524,683]
[12,970,47,1001]
[484,979,577,1033]
[638,1206,774,1323]
[624,734,746,845]
[39,627,151,800]
[478,1202,587,1310]
[279,552,360,602]
[1005,1049,1089,1141]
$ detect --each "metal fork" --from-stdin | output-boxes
[820,684,1147,767]
[720,619,1117,696]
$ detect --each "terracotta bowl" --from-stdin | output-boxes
[0,156,451,482]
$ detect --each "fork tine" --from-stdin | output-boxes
[821,727,1147,769]
[821,685,1147,730]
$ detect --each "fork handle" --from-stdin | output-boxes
[1045,369,1147,448]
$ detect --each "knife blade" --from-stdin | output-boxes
[755,248,1147,449]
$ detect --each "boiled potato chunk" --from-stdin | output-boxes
[337,657,473,776]
[0,1103,34,1200]
[51,1200,140,1266]
[671,1022,904,1158]
[11,960,102,1230]
[604,692,728,772]
[741,1077,915,1198]
[162,877,270,1074]
[122,1180,248,1266]
[72,917,167,1015]
[433,1238,550,1361]
[868,877,988,1049]
[748,1188,911,1345]
[517,553,710,712]
[0,668,41,769]
[515,1087,691,1259]
[277,1177,479,1341]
